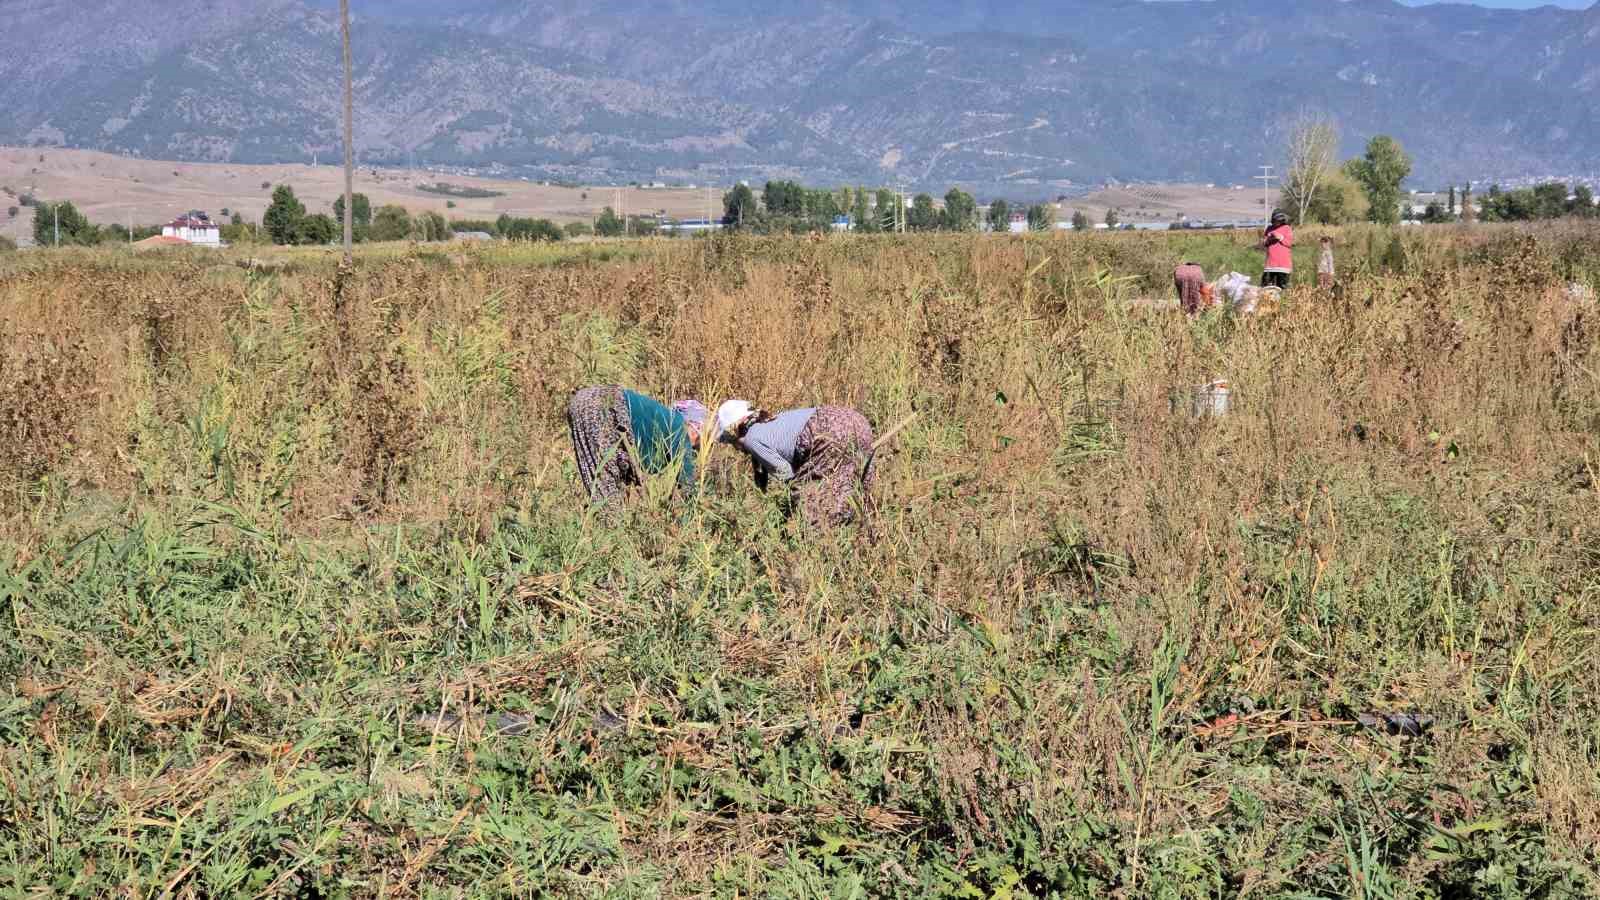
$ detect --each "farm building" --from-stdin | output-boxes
[161,211,221,247]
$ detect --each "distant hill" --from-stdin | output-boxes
[3,0,1597,192]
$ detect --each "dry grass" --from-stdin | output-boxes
[1,224,1598,896]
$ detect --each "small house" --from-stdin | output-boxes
[161,210,221,247]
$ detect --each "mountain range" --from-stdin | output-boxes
[3,0,1598,194]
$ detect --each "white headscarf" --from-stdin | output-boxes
[715,399,753,442]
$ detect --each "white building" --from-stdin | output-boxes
[161,211,221,247]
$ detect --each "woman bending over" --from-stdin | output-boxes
[715,399,875,527]
[567,385,707,501]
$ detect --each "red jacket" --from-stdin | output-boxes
[1264,225,1293,271]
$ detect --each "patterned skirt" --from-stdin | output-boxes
[792,405,876,528]
[568,385,636,501]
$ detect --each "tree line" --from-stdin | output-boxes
[19,199,163,247]
[1454,182,1596,223]
[262,185,617,245]
[267,186,456,245]
[1279,117,1599,226]
[721,181,1055,234]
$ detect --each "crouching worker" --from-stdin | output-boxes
[715,399,875,527]
[567,385,707,501]
[1174,261,1207,315]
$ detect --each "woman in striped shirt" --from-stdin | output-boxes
[715,399,876,527]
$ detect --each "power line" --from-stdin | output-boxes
[1255,165,1275,222]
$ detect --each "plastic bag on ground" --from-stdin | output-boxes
[1214,272,1256,312]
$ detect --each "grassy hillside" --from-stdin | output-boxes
[2,226,1599,895]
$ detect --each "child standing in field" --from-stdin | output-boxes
[1317,235,1335,288]
[1260,209,1293,289]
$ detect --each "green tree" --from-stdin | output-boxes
[449,219,498,235]
[875,189,899,231]
[32,200,94,246]
[221,221,260,244]
[908,193,938,231]
[1104,208,1119,228]
[263,185,306,244]
[941,188,977,231]
[1571,185,1596,218]
[1447,185,1457,216]
[499,216,562,241]
[333,192,372,240]
[852,187,874,233]
[1070,210,1090,231]
[987,199,1011,233]
[370,205,413,241]
[762,180,804,216]
[595,206,625,237]
[564,221,593,237]
[1027,203,1052,231]
[723,184,759,229]
[1345,135,1412,224]
[807,189,841,222]
[1532,182,1568,220]
[1304,169,1369,224]
[1460,185,1475,224]
[295,213,337,245]
[1479,186,1537,222]
[418,211,449,241]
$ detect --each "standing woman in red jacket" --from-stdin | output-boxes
[1260,209,1293,289]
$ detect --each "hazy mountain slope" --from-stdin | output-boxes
[5,0,1598,189]
[13,4,867,177]
[0,0,293,132]
[410,0,1600,183]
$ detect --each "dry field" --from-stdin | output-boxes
[1056,183,1275,226]
[2,224,1598,896]
[0,147,1275,245]
[0,147,724,242]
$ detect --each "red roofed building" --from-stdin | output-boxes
[161,210,221,247]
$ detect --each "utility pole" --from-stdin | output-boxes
[340,0,354,263]
[1256,165,1274,222]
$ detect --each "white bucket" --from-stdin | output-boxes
[1191,380,1232,417]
